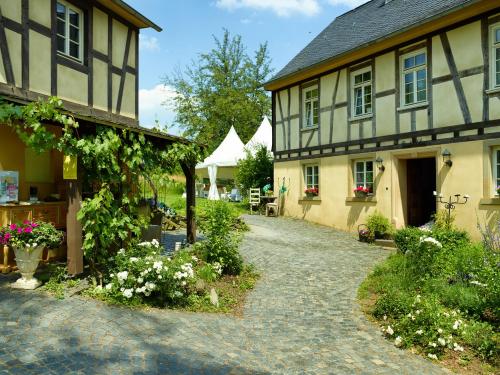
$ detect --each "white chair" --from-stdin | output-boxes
[249,188,260,214]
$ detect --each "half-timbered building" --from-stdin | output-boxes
[265,0,500,239]
[0,0,196,275]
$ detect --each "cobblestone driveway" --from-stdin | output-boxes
[0,215,447,374]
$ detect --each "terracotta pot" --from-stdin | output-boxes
[12,246,44,290]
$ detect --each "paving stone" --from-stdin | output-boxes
[0,215,447,374]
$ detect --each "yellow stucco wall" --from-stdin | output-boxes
[57,65,88,105]
[93,58,108,112]
[275,139,500,240]
[29,31,51,95]
[93,7,109,55]
[5,29,22,87]
[29,0,51,28]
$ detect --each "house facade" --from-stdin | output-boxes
[0,1,196,275]
[265,0,500,239]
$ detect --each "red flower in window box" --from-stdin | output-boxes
[304,187,319,197]
[354,186,370,197]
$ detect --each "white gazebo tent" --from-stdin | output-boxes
[245,116,273,155]
[196,126,246,200]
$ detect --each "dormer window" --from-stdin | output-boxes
[56,0,83,62]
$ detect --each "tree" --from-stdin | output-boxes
[165,29,273,153]
[235,145,274,195]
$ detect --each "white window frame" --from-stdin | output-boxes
[354,159,374,194]
[56,0,84,63]
[490,22,500,90]
[351,66,373,117]
[304,164,319,192]
[302,85,319,129]
[493,147,500,196]
[400,49,427,106]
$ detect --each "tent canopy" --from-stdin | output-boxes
[245,116,272,155]
[196,126,246,169]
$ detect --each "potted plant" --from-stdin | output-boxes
[357,224,371,243]
[0,221,63,289]
[304,187,319,198]
[496,186,500,196]
[354,186,370,198]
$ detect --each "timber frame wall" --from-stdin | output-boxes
[271,9,500,163]
[0,0,140,127]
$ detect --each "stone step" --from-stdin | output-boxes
[375,239,396,249]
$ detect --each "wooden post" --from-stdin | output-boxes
[181,161,196,244]
[66,172,83,275]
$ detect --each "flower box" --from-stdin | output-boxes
[304,187,319,198]
[354,186,370,198]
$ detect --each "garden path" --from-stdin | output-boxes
[0,215,449,374]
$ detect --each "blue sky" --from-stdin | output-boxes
[127,0,368,134]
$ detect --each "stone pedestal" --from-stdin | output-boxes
[11,246,44,290]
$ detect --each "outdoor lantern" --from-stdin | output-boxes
[442,149,452,167]
[375,156,385,172]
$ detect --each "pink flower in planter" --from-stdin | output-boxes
[4,233,11,240]
[31,222,39,228]
[23,220,30,225]
[24,227,33,233]
[9,224,17,231]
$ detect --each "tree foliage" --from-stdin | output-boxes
[166,29,273,153]
[235,145,273,195]
[0,97,202,278]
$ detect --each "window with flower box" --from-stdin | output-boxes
[354,160,374,194]
[493,147,500,196]
[304,165,319,196]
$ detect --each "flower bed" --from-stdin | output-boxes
[359,224,499,374]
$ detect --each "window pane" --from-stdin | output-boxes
[415,53,426,66]
[366,161,373,172]
[355,173,364,186]
[404,73,414,84]
[56,3,66,19]
[69,42,79,59]
[57,36,65,53]
[366,172,373,183]
[56,19,65,36]
[69,10,79,27]
[311,89,318,98]
[417,89,427,102]
[69,26,79,42]
[356,162,364,173]
[416,69,426,80]
[363,71,371,82]
[404,56,414,69]
[366,183,374,193]
[496,29,500,43]
[354,74,362,85]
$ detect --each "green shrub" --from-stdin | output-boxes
[374,289,414,319]
[198,201,243,275]
[432,228,470,253]
[236,145,273,196]
[462,321,500,361]
[432,209,455,231]
[366,211,394,241]
[394,227,425,254]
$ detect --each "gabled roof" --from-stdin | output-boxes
[267,0,476,88]
[98,0,162,31]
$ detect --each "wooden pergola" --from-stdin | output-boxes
[65,120,197,275]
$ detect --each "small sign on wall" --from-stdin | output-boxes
[63,155,77,180]
[0,171,19,203]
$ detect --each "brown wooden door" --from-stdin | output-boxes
[407,158,436,227]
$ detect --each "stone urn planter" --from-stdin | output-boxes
[11,245,44,290]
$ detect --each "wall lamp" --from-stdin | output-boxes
[375,157,385,172]
[442,149,453,167]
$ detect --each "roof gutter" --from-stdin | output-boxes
[265,0,487,91]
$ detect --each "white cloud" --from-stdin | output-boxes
[139,85,178,132]
[215,0,320,17]
[139,34,160,52]
[327,0,369,8]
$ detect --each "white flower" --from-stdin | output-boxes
[153,261,163,270]
[181,281,187,286]
[137,277,144,284]
[120,287,124,292]
[438,338,446,346]
[428,354,438,360]
[158,275,162,280]
[105,283,113,290]
[174,291,183,297]
[386,326,394,336]
[383,315,387,321]
[453,320,461,330]
[212,262,223,275]
[428,342,437,348]
[453,343,464,352]
[122,289,133,298]
[117,271,129,284]
[394,336,402,347]
[419,236,442,248]
[415,295,421,303]
[192,256,199,262]
[151,239,160,247]
[416,329,423,335]
[470,280,487,287]
[415,310,421,315]
[129,257,138,262]
[118,248,125,255]
[437,328,443,334]
[95,285,103,291]
[145,282,156,291]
